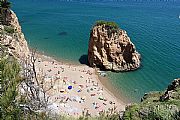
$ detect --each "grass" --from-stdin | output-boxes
[4,25,14,34]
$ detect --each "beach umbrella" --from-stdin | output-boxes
[68,85,72,90]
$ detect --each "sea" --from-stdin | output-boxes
[11,0,180,102]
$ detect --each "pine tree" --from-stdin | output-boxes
[0,54,21,120]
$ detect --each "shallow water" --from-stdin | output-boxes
[11,0,180,102]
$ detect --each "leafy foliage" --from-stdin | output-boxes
[123,79,180,120]
[45,112,120,120]
[0,51,21,120]
[94,20,120,38]
[4,25,14,34]
[95,20,119,30]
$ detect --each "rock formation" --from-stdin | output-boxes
[88,21,141,72]
[160,78,180,101]
[123,78,180,119]
[0,10,29,59]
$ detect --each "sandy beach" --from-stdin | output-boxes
[34,53,126,117]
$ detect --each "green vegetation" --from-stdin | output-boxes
[0,50,21,119]
[0,0,11,25]
[94,20,120,37]
[123,80,180,120]
[4,25,14,34]
[95,20,119,30]
[0,0,11,9]
[123,104,140,120]
[0,0,179,119]
[123,103,179,120]
[0,47,50,120]
[46,112,120,120]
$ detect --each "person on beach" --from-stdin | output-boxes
[34,55,124,117]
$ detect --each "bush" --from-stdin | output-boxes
[95,20,119,30]
[123,104,140,120]
[4,26,14,34]
[0,52,21,120]
[94,20,119,38]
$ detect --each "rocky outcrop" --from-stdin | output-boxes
[123,78,180,120]
[88,22,140,72]
[0,10,29,59]
[160,78,180,101]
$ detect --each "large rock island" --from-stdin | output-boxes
[88,21,141,72]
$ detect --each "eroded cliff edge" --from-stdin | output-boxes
[0,10,29,59]
[88,21,141,72]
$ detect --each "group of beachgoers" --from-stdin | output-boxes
[35,55,125,117]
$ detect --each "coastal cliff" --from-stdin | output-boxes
[0,10,29,59]
[0,3,179,120]
[88,21,141,72]
[123,78,180,120]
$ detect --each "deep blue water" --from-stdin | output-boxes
[11,0,180,102]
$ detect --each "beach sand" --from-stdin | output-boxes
[35,53,126,117]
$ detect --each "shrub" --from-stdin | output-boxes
[95,20,119,30]
[94,20,119,38]
[4,25,14,34]
[0,52,21,120]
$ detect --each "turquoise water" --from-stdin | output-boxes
[11,0,180,102]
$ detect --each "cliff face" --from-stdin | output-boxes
[123,78,180,120]
[88,23,140,72]
[160,78,180,102]
[0,10,29,59]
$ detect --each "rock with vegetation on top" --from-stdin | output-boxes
[122,78,180,120]
[160,78,180,101]
[88,20,141,72]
